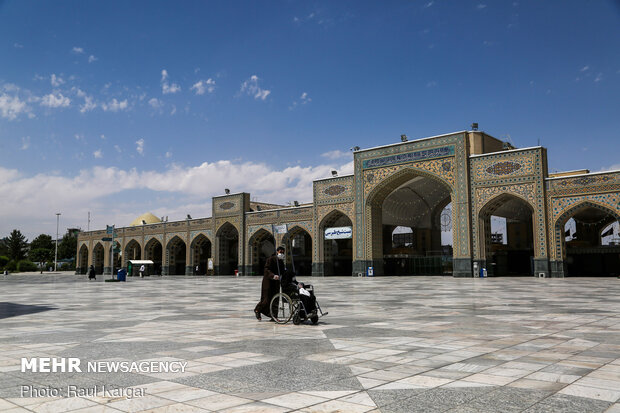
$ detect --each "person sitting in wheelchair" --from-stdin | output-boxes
[280,263,317,319]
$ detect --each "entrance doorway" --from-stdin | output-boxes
[217,223,239,275]
[480,194,534,276]
[321,211,353,276]
[560,203,620,276]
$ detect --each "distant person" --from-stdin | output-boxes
[139,264,145,278]
[195,265,199,275]
[88,265,96,280]
[254,246,285,320]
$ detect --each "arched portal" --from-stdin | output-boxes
[124,240,142,275]
[367,169,454,276]
[557,202,620,277]
[145,238,163,275]
[92,243,105,274]
[191,235,211,275]
[320,211,353,276]
[283,226,313,277]
[78,244,89,274]
[479,194,534,276]
[248,229,275,276]
[217,223,239,275]
[166,236,187,275]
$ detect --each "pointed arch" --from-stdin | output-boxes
[216,222,239,275]
[166,235,187,275]
[478,193,534,276]
[283,226,313,276]
[78,244,89,274]
[364,167,454,275]
[190,234,211,275]
[92,242,105,275]
[319,209,353,276]
[248,228,275,276]
[144,237,163,275]
[554,200,620,277]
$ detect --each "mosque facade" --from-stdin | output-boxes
[76,131,620,278]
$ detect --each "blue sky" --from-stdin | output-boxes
[1,0,618,239]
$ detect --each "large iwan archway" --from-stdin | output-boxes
[556,202,620,277]
[366,168,454,276]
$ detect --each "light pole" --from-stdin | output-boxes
[55,213,61,272]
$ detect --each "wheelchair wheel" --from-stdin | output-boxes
[293,312,301,325]
[310,315,319,325]
[270,293,293,324]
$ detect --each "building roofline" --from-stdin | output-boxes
[245,205,313,215]
[353,131,470,154]
[212,192,247,199]
[313,173,354,183]
[545,169,620,180]
[469,146,542,158]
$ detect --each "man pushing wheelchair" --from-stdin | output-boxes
[254,245,324,324]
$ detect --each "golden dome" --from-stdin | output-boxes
[130,213,162,226]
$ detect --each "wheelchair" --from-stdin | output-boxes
[270,284,327,325]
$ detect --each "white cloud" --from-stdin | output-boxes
[477,4,487,9]
[50,74,64,87]
[72,46,84,54]
[148,98,163,109]
[74,134,84,141]
[423,1,434,8]
[191,78,216,95]
[0,93,31,120]
[21,136,30,150]
[80,96,96,113]
[40,92,71,108]
[580,65,590,72]
[165,151,172,158]
[321,150,350,160]
[14,43,23,48]
[240,75,271,101]
[594,73,603,82]
[101,98,128,112]
[289,92,312,110]
[136,138,145,155]
[426,81,437,87]
[599,164,620,172]
[88,55,97,63]
[114,145,122,153]
[170,105,177,115]
[161,69,181,94]
[93,149,103,159]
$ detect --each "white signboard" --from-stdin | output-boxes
[207,258,214,270]
[272,224,288,234]
[325,226,353,239]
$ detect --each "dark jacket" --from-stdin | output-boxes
[254,254,284,317]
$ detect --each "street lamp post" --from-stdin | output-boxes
[55,213,61,272]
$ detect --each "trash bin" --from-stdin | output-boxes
[117,268,127,282]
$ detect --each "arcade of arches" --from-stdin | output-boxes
[77,131,620,278]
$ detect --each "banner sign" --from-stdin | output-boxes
[325,226,353,239]
[362,145,454,169]
[272,224,288,234]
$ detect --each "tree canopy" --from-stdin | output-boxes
[6,229,28,261]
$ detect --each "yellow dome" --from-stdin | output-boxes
[130,213,162,226]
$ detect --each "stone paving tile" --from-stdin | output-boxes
[1,274,620,412]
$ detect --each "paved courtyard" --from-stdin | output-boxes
[0,273,619,412]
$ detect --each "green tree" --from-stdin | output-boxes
[58,231,78,260]
[0,237,8,257]
[30,234,54,251]
[6,230,28,261]
[29,248,53,265]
